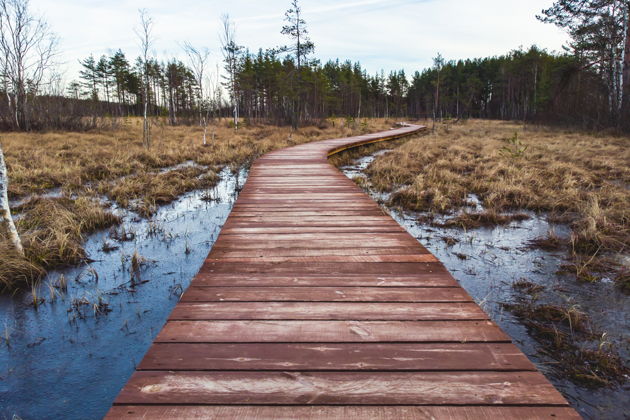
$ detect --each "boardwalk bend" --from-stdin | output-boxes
[107,125,580,419]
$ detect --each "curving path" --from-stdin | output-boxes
[106,125,579,419]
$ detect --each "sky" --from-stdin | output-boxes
[31,0,569,84]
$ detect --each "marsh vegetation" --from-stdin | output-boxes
[0,117,392,291]
[361,120,629,290]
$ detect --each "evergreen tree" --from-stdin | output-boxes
[281,0,314,127]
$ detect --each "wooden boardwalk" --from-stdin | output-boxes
[107,125,579,419]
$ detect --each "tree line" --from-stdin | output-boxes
[1,0,629,133]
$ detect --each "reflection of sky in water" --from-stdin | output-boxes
[341,153,630,420]
[0,168,247,420]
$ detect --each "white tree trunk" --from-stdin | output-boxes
[621,1,630,119]
[202,117,208,146]
[0,143,23,255]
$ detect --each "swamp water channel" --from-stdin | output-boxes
[1,168,247,419]
[0,147,627,420]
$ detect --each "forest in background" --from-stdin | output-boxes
[0,0,629,132]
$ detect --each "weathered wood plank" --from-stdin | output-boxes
[192,274,459,287]
[205,255,439,263]
[209,246,424,257]
[155,320,510,343]
[220,226,406,234]
[169,302,486,320]
[200,262,448,275]
[138,342,533,371]
[114,371,568,405]
[107,406,581,420]
[179,287,471,302]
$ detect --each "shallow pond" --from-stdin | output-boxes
[0,168,247,420]
[341,152,630,420]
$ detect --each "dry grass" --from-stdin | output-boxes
[505,282,629,387]
[435,209,530,229]
[3,117,393,199]
[360,119,629,287]
[98,166,219,217]
[0,117,397,290]
[1,197,120,290]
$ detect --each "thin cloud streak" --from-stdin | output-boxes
[31,0,568,84]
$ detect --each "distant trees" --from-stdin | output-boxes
[538,0,630,128]
[407,47,587,123]
[0,0,58,130]
[2,0,630,133]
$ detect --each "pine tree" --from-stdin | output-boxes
[79,55,99,101]
[538,0,630,125]
[281,0,314,128]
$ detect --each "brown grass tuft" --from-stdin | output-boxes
[1,197,120,290]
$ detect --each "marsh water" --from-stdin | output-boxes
[341,151,630,420]
[0,168,247,420]
[1,148,628,420]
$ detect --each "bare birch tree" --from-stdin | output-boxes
[220,14,242,130]
[0,0,58,131]
[0,142,23,255]
[621,1,630,128]
[432,53,444,131]
[183,43,211,145]
[136,9,153,149]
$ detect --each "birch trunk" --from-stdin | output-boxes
[621,1,630,128]
[0,143,23,255]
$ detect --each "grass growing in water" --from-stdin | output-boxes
[348,119,629,289]
[504,281,629,387]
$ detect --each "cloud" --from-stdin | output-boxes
[30,0,568,83]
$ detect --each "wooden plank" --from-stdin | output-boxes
[169,302,486,320]
[200,262,448,275]
[192,274,460,287]
[204,255,439,263]
[179,287,471,302]
[113,371,568,405]
[138,343,533,371]
[209,246,427,258]
[155,320,510,343]
[229,210,386,216]
[107,406,581,420]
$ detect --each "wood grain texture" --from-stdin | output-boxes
[107,124,578,418]
[193,274,460,287]
[138,343,534,371]
[179,286,471,302]
[154,320,510,343]
[114,371,567,405]
[107,406,581,420]
[169,302,487,320]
